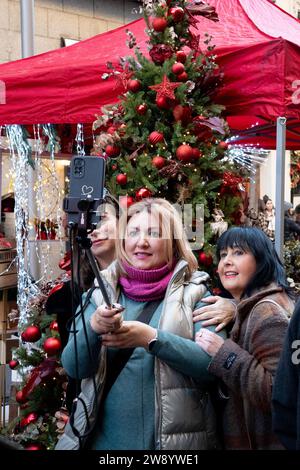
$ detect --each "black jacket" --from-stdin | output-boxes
[272,300,300,449]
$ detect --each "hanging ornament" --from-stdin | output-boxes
[127,79,141,93]
[169,7,185,22]
[111,164,118,171]
[176,144,194,162]
[148,131,164,145]
[156,96,171,110]
[21,325,41,343]
[173,105,192,124]
[152,156,166,169]
[176,50,187,63]
[15,390,27,404]
[20,412,38,428]
[198,251,213,267]
[149,75,181,100]
[116,173,127,186]
[49,320,59,332]
[9,359,19,369]
[218,141,229,151]
[136,103,148,115]
[177,71,188,82]
[192,148,203,160]
[152,17,168,32]
[136,188,152,200]
[105,145,120,157]
[149,44,174,64]
[43,337,62,356]
[171,62,185,75]
[119,195,135,208]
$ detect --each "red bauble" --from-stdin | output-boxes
[198,251,213,267]
[148,131,164,145]
[49,320,59,332]
[105,145,120,158]
[173,105,192,124]
[16,390,27,404]
[176,144,194,162]
[169,7,184,22]
[127,79,141,93]
[155,96,171,110]
[171,62,185,75]
[176,50,187,63]
[119,196,135,208]
[116,173,127,186]
[218,141,229,151]
[152,156,166,169]
[136,103,148,115]
[43,337,62,356]
[152,17,168,32]
[177,71,188,82]
[22,325,41,343]
[135,188,152,200]
[20,412,38,428]
[192,148,203,160]
[9,359,19,369]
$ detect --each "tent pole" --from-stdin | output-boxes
[20,0,35,58]
[275,117,287,261]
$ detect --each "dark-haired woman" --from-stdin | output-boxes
[196,227,294,449]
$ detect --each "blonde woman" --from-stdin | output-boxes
[56,198,226,451]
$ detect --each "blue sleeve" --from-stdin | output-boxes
[150,297,227,385]
[61,294,102,379]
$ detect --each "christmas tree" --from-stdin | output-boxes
[93,0,246,273]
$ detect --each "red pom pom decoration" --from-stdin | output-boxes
[152,17,168,32]
[135,188,152,200]
[119,196,135,209]
[116,173,127,186]
[176,50,187,63]
[152,156,166,169]
[148,131,164,145]
[171,62,185,75]
[127,79,141,93]
[43,337,62,356]
[136,103,148,115]
[105,145,120,158]
[21,325,41,343]
[176,144,194,162]
[9,359,19,369]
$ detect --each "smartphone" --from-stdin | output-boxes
[63,156,106,230]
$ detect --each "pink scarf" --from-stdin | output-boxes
[119,261,176,302]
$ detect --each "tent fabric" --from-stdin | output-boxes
[0,0,299,150]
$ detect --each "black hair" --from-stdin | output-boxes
[295,204,300,215]
[216,226,292,299]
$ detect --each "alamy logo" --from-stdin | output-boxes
[291,339,300,365]
[0,80,6,104]
[292,80,300,105]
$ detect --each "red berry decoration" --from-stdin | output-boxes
[105,145,120,158]
[152,156,166,169]
[16,390,27,404]
[148,131,164,145]
[169,7,185,22]
[176,50,187,63]
[116,173,127,186]
[136,103,148,115]
[156,96,171,110]
[136,188,152,200]
[22,325,41,343]
[20,412,38,428]
[9,359,19,369]
[198,251,213,267]
[176,144,194,162]
[119,196,135,209]
[127,79,141,93]
[43,337,62,356]
[171,62,185,75]
[152,17,168,32]
[49,320,59,332]
[218,141,229,151]
[177,71,188,82]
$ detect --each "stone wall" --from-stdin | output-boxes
[0,0,142,63]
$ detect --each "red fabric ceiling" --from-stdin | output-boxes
[0,0,299,148]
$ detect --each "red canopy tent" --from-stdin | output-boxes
[0,0,300,254]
